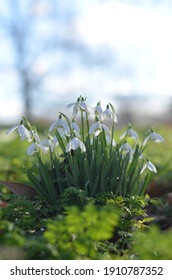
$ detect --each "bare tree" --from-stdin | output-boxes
[0,0,123,121]
[1,1,43,119]
[0,0,82,120]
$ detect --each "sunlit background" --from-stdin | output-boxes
[0,0,172,125]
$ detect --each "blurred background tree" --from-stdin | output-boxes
[0,0,172,124]
[0,0,80,120]
[0,0,121,121]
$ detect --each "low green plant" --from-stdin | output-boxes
[43,203,119,259]
[132,226,172,259]
[5,96,164,204]
[0,219,24,247]
[0,202,120,259]
[0,197,171,260]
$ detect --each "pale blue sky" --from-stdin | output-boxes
[0,0,172,124]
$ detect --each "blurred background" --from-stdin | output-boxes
[0,0,172,126]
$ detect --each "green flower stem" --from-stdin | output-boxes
[81,110,85,142]
[110,121,115,153]
[85,112,91,147]
[55,130,66,154]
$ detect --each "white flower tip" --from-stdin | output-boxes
[120,131,126,140]
[27,143,36,156]
[66,137,86,153]
[6,125,18,135]
[140,161,157,174]
[113,115,118,123]
[49,121,56,132]
[143,132,164,145]
[148,161,157,173]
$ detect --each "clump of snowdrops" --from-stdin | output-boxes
[6,96,164,204]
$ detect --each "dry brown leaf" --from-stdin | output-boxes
[0,200,8,207]
[0,180,37,200]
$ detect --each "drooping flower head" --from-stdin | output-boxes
[40,136,58,152]
[89,120,110,137]
[27,129,47,156]
[66,137,86,153]
[140,159,157,174]
[94,101,104,119]
[70,120,80,138]
[66,96,94,118]
[6,123,32,142]
[143,129,164,146]
[120,123,139,140]
[119,142,133,154]
[49,114,70,138]
[103,103,118,123]
[27,142,47,156]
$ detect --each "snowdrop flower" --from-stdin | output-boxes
[89,121,110,137]
[120,125,139,140]
[103,104,118,123]
[27,142,47,156]
[106,134,116,146]
[94,101,104,119]
[31,130,41,142]
[143,130,164,146]
[49,115,70,135]
[140,160,157,174]
[80,100,94,115]
[66,96,94,118]
[40,136,58,152]
[57,127,70,138]
[65,98,80,118]
[71,121,80,137]
[119,142,133,154]
[26,130,48,155]
[6,124,32,142]
[53,136,58,145]
[66,137,86,152]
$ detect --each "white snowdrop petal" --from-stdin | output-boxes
[101,124,110,134]
[18,125,31,141]
[53,136,58,145]
[143,132,164,145]
[94,130,101,137]
[143,135,150,146]
[113,114,118,123]
[130,129,139,140]
[140,164,147,174]
[120,131,127,140]
[6,125,19,135]
[151,132,164,143]
[32,131,40,143]
[71,122,80,133]
[79,141,86,152]
[65,102,75,109]
[72,103,80,117]
[147,161,157,173]
[94,105,103,115]
[71,137,79,150]
[66,137,86,153]
[89,122,98,134]
[49,120,58,132]
[80,101,87,111]
[60,119,69,131]
[27,143,37,156]
[120,143,133,154]
[104,108,112,118]
[66,142,72,152]
[37,143,47,154]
